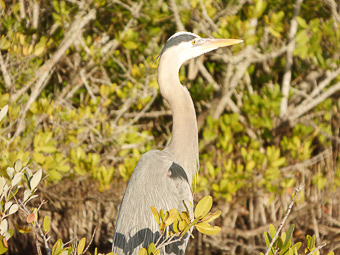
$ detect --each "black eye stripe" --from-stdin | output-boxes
[168,162,189,184]
[160,34,198,56]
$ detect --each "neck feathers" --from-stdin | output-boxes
[158,52,199,186]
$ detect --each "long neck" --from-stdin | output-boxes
[157,53,199,185]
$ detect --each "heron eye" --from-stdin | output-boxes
[192,40,196,45]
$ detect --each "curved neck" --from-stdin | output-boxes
[157,52,199,185]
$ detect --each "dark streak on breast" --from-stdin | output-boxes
[168,162,189,184]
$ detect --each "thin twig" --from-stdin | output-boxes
[80,69,96,101]
[264,184,304,255]
[18,199,51,255]
[156,232,182,251]
[82,226,98,255]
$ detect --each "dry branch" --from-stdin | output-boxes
[12,8,96,138]
[168,0,185,31]
[0,51,12,89]
[325,0,340,25]
[289,81,340,122]
[199,0,218,32]
[280,0,303,118]
[280,149,331,172]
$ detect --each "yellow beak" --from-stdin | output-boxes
[201,38,243,50]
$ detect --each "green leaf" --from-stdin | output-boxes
[52,239,63,255]
[147,243,158,255]
[163,209,179,226]
[269,224,276,238]
[306,235,315,249]
[0,236,8,254]
[283,224,294,248]
[77,237,86,255]
[34,37,46,56]
[0,1,5,10]
[292,242,301,253]
[123,41,138,50]
[173,219,179,233]
[264,232,272,247]
[6,167,14,179]
[277,236,283,249]
[8,204,19,215]
[151,206,160,225]
[194,195,213,218]
[30,169,42,191]
[201,210,221,223]
[296,16,308,28]
[15,223,32,233]
[0,220,8,234]
[11,172,23,187]
[14,159,22,172]
[195,222,221,235]
[138,248,147,255]
[254,0,267,18]
[43,216,50,233]
[4,202,12,212]
[178,219,186,232]
[160,209,165,222]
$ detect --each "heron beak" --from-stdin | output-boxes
[200,38,243,50]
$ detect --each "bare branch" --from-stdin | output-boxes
[289,81,340,121]
[213,43,289,66]
[0,51,12,89]
[280,0,303,118]
[212,59,250,119]
[280,149,331,172]
[199,0,218,32]
[168,0,185,31]
[324,0,340,25]
[19,0,26,19]
[309,66,340,99]
[12,8,96,139]
[80,69,97,101]
[196,60,220,91]
[32,0,40,30]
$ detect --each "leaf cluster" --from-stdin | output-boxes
[144,196,221,255]
[260,224,334,255]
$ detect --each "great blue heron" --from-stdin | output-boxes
[112,32,242,255]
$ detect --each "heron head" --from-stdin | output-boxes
[159,32,243,66]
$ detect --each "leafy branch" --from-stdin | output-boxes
[139,195,221,255]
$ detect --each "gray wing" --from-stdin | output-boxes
[112,150,192,255]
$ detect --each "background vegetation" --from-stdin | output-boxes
[0,0,340,254]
